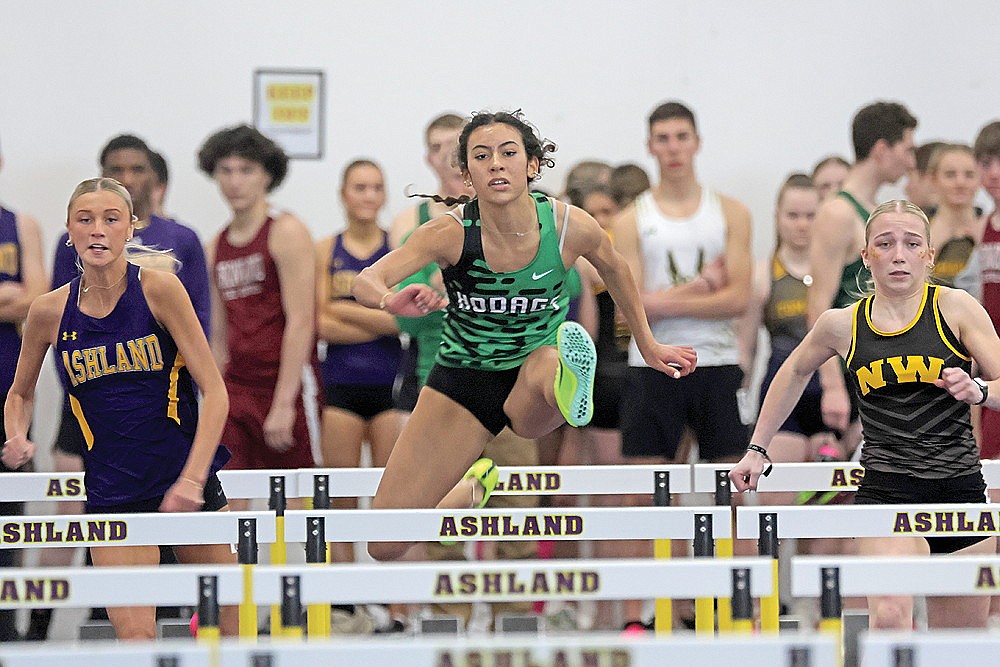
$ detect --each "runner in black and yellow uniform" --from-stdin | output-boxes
[352,110,697,562]
[733,199,1000,631]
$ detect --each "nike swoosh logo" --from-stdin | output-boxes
[532,270,554,280]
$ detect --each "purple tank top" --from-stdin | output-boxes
[57,264,228,506]
[321,231,401,386]
[0,207,22,393]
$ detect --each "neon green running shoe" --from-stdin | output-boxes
[554,321,596,427]
[465,457,498,509]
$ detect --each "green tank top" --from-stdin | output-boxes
[437,192,569,370]
[396,201,446,385]
[834,191,871,309]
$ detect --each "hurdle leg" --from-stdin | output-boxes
[652,471,672,635]
[280,575,304,640]
[731,567,753,633]
[758,512,780,633]
[305,515,330,638]
[693,513,715,634]
[714,470,734,632]
[238,518,259,639]
[269,476,287,638]
[819,567,843,667]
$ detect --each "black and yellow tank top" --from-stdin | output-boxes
[845,284,979,478]
[763,255,809,357]
[932,236,975,288]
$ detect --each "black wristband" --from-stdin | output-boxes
[746,443,773,477]
[973,377,989,406]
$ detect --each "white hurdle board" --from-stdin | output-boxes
[696,460,1000,493]
[252,557,774,605]
[0,565,245,608]
[284,506,732,543]
[861,630,1000,665]
[0,511,275,548]
[792,555,1000,597]
[0,635,841,667]
[0,465,690,502]
[737,503,1000,539]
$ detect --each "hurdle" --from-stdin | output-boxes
[253,557,772,639]
[0,511,275,640]
[860,630,1000,666]
[284,505,728,635]
[0,634,841,667]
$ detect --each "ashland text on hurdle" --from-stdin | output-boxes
[1,520,127,544]
[433,569,599,597]
[893,509,1000,534]
[0,577,69,603]
[439,513,583,538]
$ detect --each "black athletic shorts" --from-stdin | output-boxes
[621,365,748,461]
[392,341,421,413]
[591,363,625,430]
[854,468,990,554]
[324,383,397,420]
[85,472,229,514]
[53,404,86,458]
[425,363,519,436]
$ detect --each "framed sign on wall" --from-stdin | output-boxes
[253,68,325,159]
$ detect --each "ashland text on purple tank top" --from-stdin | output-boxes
[321,231,401,387]
[56,263,228,506]
[0,207,22,393]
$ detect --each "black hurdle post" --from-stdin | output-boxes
[653,470,671,635]
[196,575,220,643]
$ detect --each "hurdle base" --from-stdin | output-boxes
[779,615,801,633]
[843,609,869,667]
[158,619,193,639]
[78,620,116,641]
[496,614,541,635]
[419,616,462,635]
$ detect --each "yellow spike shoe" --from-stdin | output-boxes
[553,321,596,427]
[465,457,498,509]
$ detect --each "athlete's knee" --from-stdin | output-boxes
[868,597,911,630]
[367,540,408,562]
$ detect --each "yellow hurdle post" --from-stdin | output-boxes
[758,512,780,633]
[819,567,844,667]
[731,567,754,634]
[714,469,734,632]
[693,513,715,635]
[653,470,672,635]
[306,475,331,638]
[237,517,258,639]
[269,476,287,639]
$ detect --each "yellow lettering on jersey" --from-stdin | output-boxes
[115,342,134,372]
[82,348,102,381]
[885,355,943,385]
[855,360,886,396]
[143,335,164,370]
[97,346,116,375]
[128,339,149,371]
[61,350,84,387]
[0,243,18,275]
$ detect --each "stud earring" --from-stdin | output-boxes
[65,237,73,247]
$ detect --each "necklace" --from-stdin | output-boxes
[498,230,530,237]
[82,270,127,293]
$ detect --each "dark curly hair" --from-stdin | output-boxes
[457,110,556,182]
[197,124,289,192]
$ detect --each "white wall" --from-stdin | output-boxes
[2,0,999,453]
